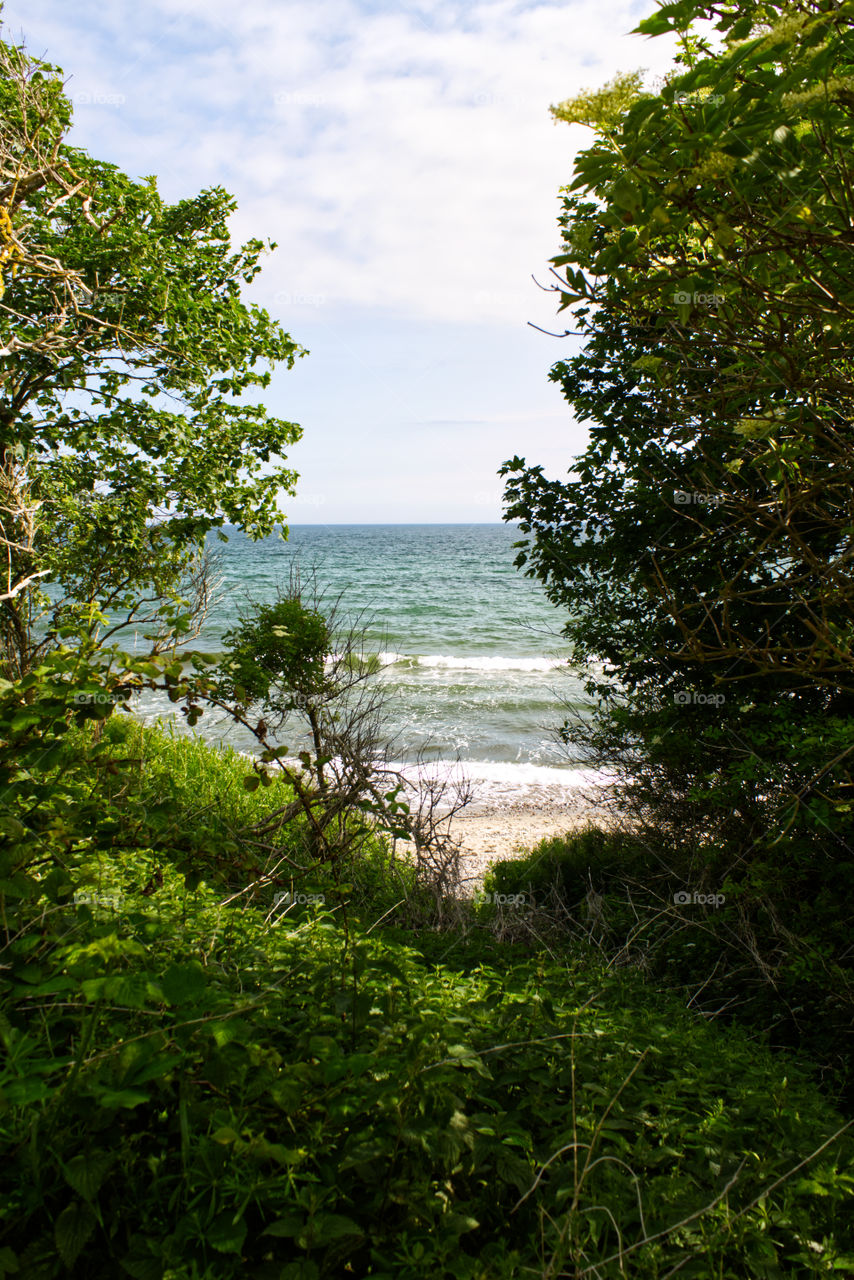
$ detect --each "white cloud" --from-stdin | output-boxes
[6,0,679,325]
[3,0,682,520]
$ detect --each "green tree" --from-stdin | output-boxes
[503,0,854,809]
[508,0,854,696]
[0,23,305,678]
[221,589,335,794]
[502,0,854,1070]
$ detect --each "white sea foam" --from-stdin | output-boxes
[377,651,568,673]
[389,759,616,813]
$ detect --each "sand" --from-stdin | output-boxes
[391,770,614,897]
[448,797,600,895]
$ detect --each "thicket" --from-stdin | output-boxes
[2,720,853,1278]
[501,0,854,1096]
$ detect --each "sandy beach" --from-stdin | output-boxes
[449,796,601,895]
[391,765,614,896]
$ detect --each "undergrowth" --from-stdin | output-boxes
[1,722,853,1278]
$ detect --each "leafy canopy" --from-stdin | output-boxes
[501,0,854,1064]
[0,22,305,673]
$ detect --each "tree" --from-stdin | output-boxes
[221,587,335,793]
[0,22,305,678]
[212,573,473,901]
[503,0,854,817]
[502,0,854,1064]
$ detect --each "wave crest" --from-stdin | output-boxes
[377,651,566,673]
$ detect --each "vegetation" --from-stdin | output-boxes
[0,25,304,679]
[502,0,854,1096]
[2,0,854,1274]
[2,722,854,1278]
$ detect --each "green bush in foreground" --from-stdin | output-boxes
[2,883,853,1278]
[482,827,854,1108]
[1,721,853,1277]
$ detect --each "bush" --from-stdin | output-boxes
[3,866,854,1278]
[483,826,648,905]
[481,825,854,1107]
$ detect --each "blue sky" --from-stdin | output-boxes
[4,0,678,522]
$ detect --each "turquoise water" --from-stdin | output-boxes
[134,524,597,803]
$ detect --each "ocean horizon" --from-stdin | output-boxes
[131,524,598,809]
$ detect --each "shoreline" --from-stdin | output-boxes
[391,793,604,897]
[449,798,600,894]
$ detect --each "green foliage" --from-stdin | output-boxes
[2,6,853,1274]
[221,598,333,713]
[96,717,420,924]
[483,823,854,1105]
[2,680,853,1276]
[99,716,291,832]
[483,826,648,907]
[208,579,425,867]
[501,0,854,1089]
[0,24,304,678]
[503,0,854,701]
[551,70,648,133]
[2,827,853,1278]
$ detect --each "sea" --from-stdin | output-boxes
[132,524,601,810]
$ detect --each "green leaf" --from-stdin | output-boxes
[635,10,680,36]
[84,1085,151,1109]
[161,963,206,1004]
[306,1214,364,1245]
[208,1019,247,1047]
[54,1201,97,1268]
[212,1126,240,1145]
[119,1250,163,1280]
[0,1247,19,1277]
[442,1212,480,1236]
[207,1213,248,1255]
[62,1151,114,1202]
[262,1214,304,1238]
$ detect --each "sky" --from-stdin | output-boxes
[4,0,680,522]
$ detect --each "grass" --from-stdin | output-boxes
[99,714,288,827]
